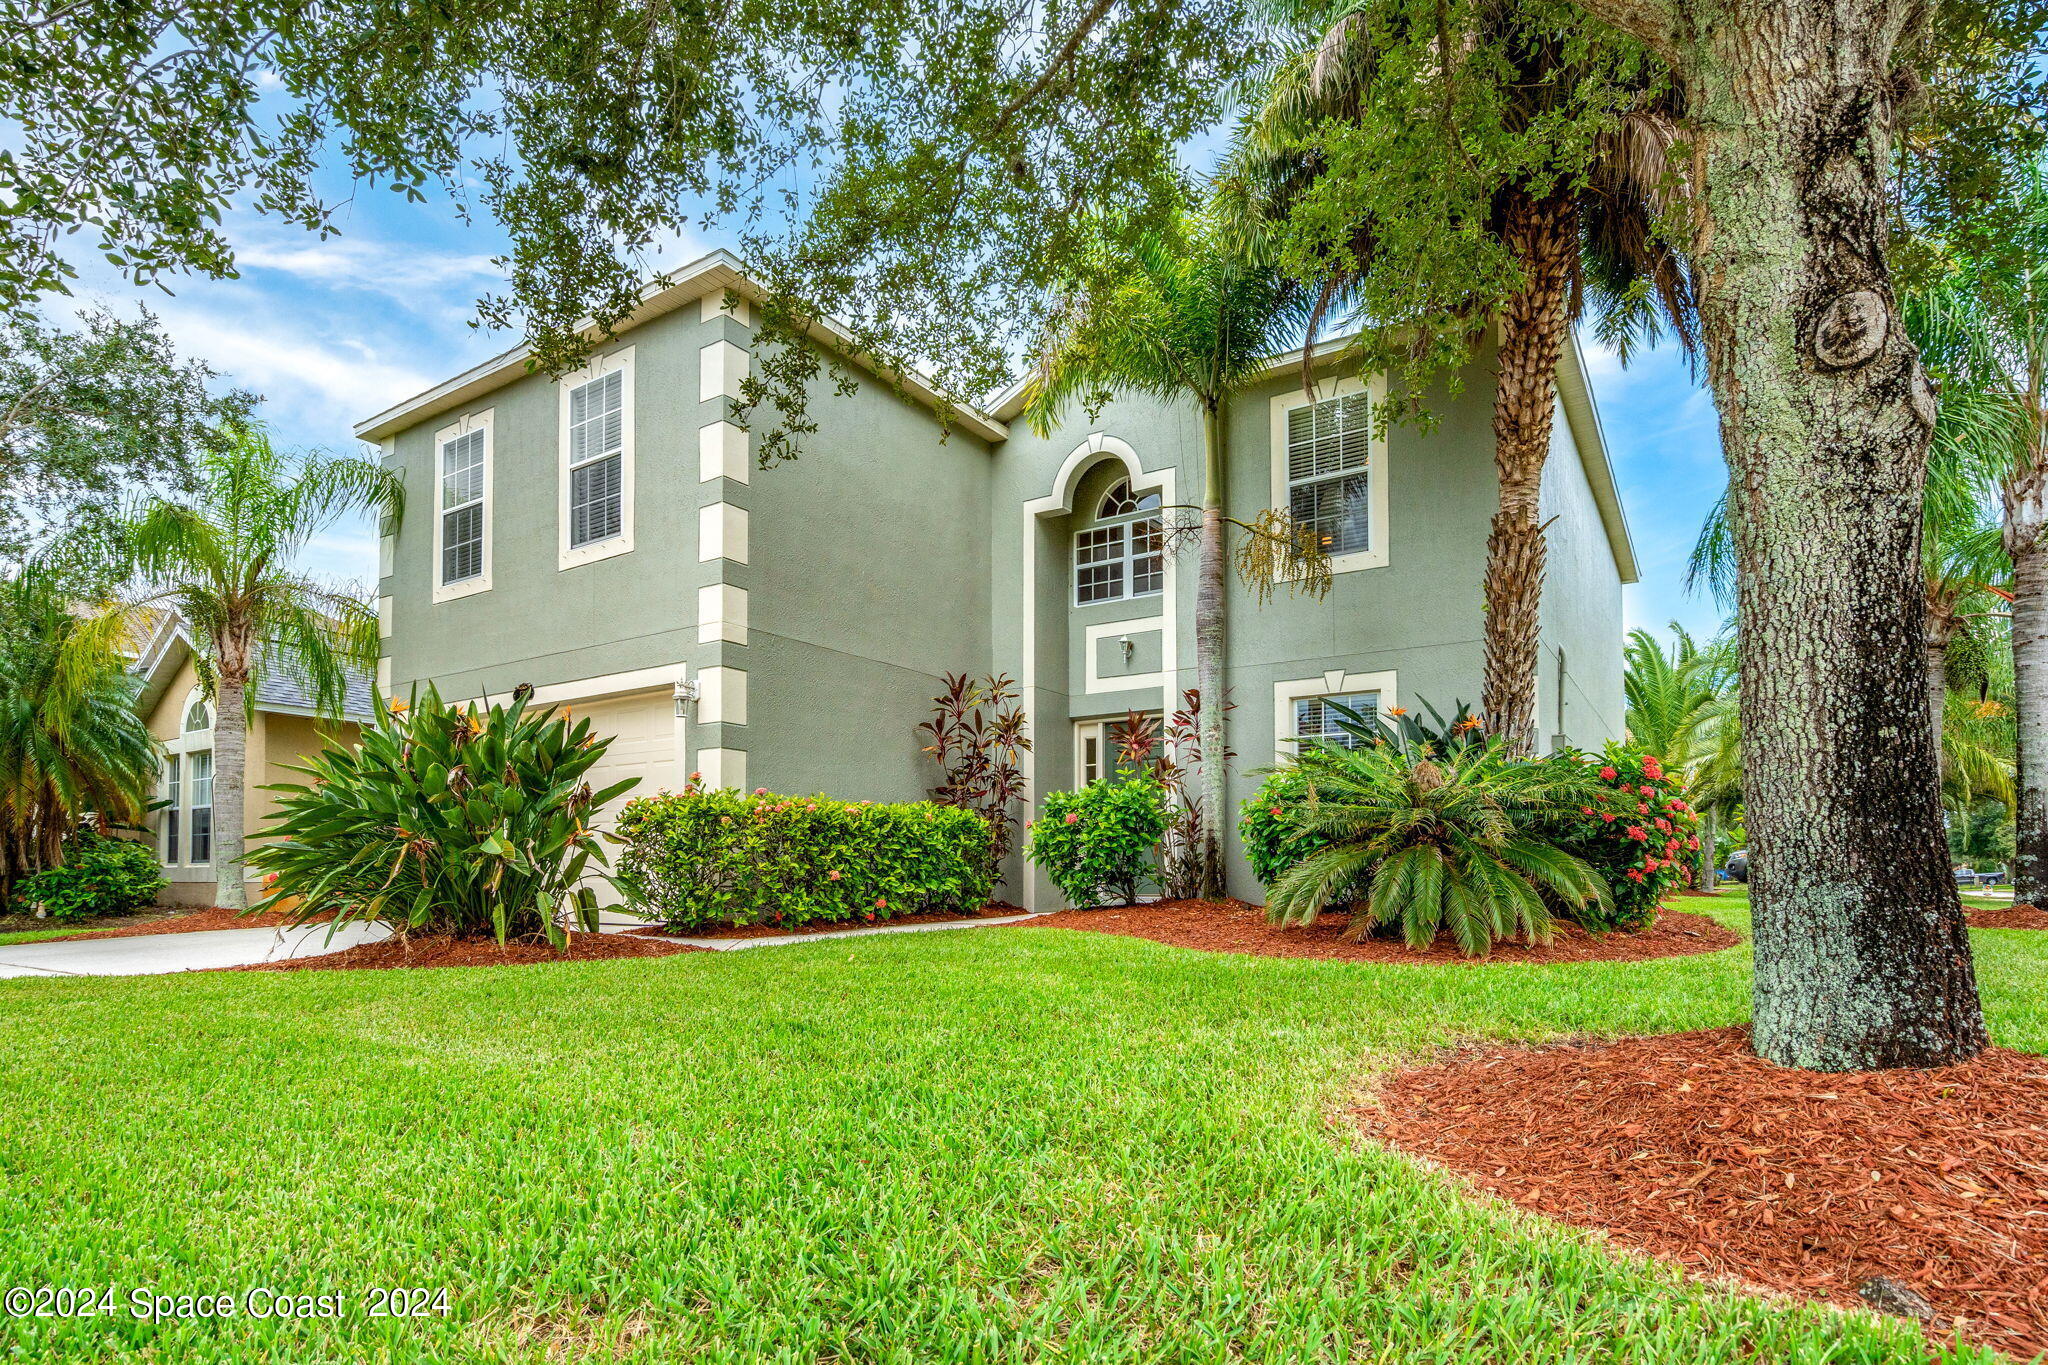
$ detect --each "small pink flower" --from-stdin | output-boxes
[828,870,842,881]
[1064,812,1080,825]
[689,771,703,782]
[1599,766,1618,780]
[875,898,888,910]
[1640,784,1657,797]
[1601,813,1616,823]
[1579,806,1594,816]
[754,787,768,795]
[1269,807,1283,817]
[1625,825,1648,842]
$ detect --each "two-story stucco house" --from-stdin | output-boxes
[362,250,1636,909]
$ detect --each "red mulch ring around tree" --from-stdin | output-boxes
[30,905,332,941]
[1023,898,1741,964]
[236,931,709,972]
[1969,903,2048,930]
[628,903,1026,941]
[1367,1026,2048,1358]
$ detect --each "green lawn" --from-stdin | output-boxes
[0,926,88,947]
[2,903,2043,1363]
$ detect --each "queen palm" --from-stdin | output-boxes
[1022,210,1321,897]
[91,424,402,909]
[1232,0,1696,752]
[1905,161,2048,900]
[0,564,158,901]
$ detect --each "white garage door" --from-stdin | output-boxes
[565,688,681,907]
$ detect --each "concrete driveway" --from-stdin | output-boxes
[0,921,392,979]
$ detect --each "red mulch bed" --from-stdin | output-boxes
[1023,899,1740,964]
[32,905,332,941]
[1368,1026,2048,1358]
[629,903,1025,940]
[1969,903,2048,930]
[237,931,709,972]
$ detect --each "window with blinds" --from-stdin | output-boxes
[187,750,214,864]
[567,369,625,548]
[1286,392,1372,557]
[163,754,180,863]
[1295,692,1379,750]
[439,428,486,584]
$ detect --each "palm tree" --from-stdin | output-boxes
[1263,738,1610,955]
[1231,0,1696,752]
[89,424,402,909]
[1905,162,2048,901]
[0,564,158,902]
[1622,623,1738,892]
[1021,209,1322,897]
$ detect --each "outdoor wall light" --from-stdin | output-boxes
[673,678,700,717]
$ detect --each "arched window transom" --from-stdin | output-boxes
[183,696,212,733]
[1098,480,1161,519]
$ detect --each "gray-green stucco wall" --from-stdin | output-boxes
[1536,401,1626,750]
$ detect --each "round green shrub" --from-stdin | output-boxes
[617,787,995,931]
[1238,767,1350,895]
[1027,771,1170,908]
[17,830,166,920]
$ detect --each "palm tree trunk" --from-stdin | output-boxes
[213,669,248,911]
[2009,535,2048,903]
[1196,399,1228,900]
[1925,621,1952,781]
[1695,806,1718,895]
[1481,187,1576,755]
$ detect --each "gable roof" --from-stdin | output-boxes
[353,250,1010,445]
[132,612,375,724]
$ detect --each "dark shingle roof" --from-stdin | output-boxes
[250,648,376,722]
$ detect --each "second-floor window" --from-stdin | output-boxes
[567,369,625,549]
[1074,479,1164,606]
[439,428,486,585]
[1285,392,1373,559]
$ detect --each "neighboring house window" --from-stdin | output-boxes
[185,697,211,732]
[440,429,486,585]
[162,755,180,864]
[1073,480,1164,606]
[187,750,214,865]
[1286,392,1372,556]
[1294,691,1379,750]
[567,368,625,549]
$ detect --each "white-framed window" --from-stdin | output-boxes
[1273,671,1397,762]
[162,754,181,864]
[186,750,214,865]
[1294,691,1379,750]
[184,697,211,733]
[558,348,635,569]
[1270,376,1389,574]
[433,410,493,602]
[1074,480,1164,606]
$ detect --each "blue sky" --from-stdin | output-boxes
[55,191,1733,642]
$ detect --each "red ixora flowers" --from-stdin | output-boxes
[1625,826,1648,841]
[1625,868,1646,882]
[1599,766,1618,780]
[1601,812,1617,823]
[1064,812,1080,825]
[1654,817,1671,832]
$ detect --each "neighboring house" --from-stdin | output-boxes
[131,613,373,906]
[363,250,1635,909]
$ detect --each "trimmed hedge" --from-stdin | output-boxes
[616,788,995,931]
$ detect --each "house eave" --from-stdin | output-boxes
[354,250,1008,445]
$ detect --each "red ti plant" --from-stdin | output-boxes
[919,673,1030,882]
[1115,689,1230,901]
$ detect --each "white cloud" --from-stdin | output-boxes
[233,231,503,309]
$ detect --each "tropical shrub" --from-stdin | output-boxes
[1548,744,1702,929]
[1263,740,1609,956]
[617,785,995,931]
[1026,769,1171,908]
[15,830,165,920]
[245,683,636,945]
[1116,690,1226,900]
[1240,767,1350,893]
[918,673,1029,881]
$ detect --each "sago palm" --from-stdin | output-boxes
[1022,208,1322,897]
[1229,0,1696,752]
[1264,740,1608,955]
[85,424,403,909]
[1904,161,2048,899]
[0,563,158,900]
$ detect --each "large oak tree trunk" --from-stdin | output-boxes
[1577,0,1984,1069]
[1481,188,1577,755]
[1196,400,1228,899]
[2010,536,2048,902]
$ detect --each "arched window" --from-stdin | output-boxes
[1076,478,1165,605]
[183,695,212,733]
[1098,480,1161,519]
